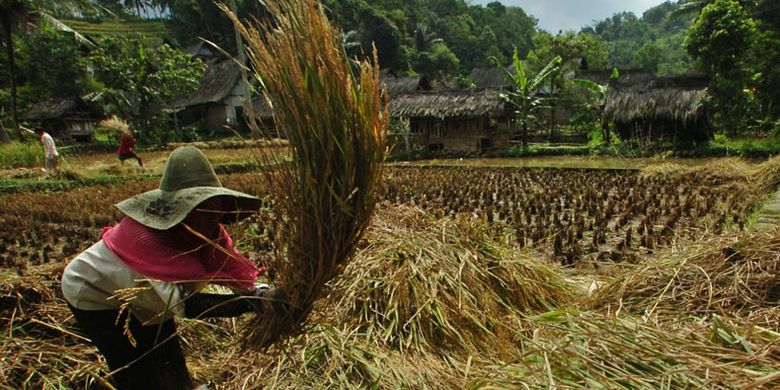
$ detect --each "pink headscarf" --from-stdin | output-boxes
[103,217,260,289]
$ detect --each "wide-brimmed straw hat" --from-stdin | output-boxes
[116,145,260,230]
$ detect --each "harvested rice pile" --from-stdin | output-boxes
[588,229,780,329]
[482,310,780,389]
[0,262,107,388]
[202,206,779,389]
[328,206,576,355]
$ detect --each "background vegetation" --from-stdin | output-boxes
[0,0,778,151]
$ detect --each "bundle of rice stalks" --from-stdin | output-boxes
[98,115,131,136]
[588,230,780,328]
[222,0,388,349]
[0,263,108,389]
[640,158,756,182]
[327,205,577,355]
[481,310,780,389]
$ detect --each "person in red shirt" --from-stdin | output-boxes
[118,131,143,167]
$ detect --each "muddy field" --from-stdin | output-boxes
[0,165,757,270]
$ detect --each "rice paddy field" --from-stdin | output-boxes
[1,148,779,389]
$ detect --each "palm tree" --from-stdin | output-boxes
[0,0,99,141]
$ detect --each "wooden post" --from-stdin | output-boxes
[230,0,262,140]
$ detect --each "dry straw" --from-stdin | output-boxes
[221,0,388,349]
[0,263,109,389]
[327,205,577,355]
[588,229,780,329]
[98,115,131,136]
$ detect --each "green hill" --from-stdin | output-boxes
[61,19,167,42]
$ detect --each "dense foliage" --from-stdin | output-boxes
[0,0,779,141]
[90,35,206,142]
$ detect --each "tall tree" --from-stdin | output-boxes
[18,28,93,100]
[685,0,758,132]
[0,0,98,142]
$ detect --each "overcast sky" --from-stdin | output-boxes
[471,0,663,33]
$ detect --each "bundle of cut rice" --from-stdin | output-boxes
[222,0,388,348]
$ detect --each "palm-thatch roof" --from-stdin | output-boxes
[379,70,432,96]
[390,89,507,119]
[172,60,241,108]
[469,67,512,89]
[22,97,101,121]
[578,69,655,87]
[604,75,709,124]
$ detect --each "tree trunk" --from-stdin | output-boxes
[2,18,20,137]
[0,116,10,144]
[549,79,556,142]
[522,120,528,149]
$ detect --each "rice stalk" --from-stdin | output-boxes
[221,0,388,349]
[0,263,110,389]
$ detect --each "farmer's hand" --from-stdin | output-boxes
[250,286,289,315]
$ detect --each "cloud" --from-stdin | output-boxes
[471,0,662,33]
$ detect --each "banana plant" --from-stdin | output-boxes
[493,48,562,148]
[572,67,619,144]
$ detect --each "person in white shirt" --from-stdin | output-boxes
[34,127,59,171]
[62,146,286,390]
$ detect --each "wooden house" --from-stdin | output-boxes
[603,75,711,144]
[389,89,512,153]
[22,96,104,141]
[170,60,247,133]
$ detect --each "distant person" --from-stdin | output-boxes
[118,130,144,167]
[22,125,59,171]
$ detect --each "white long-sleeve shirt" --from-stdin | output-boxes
[41,132,59,158]
[61,240,199,324]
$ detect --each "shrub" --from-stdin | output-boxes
[0,141,44,169]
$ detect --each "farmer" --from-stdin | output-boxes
[22,125,59,171]
[118,129,143,167]
[62,145,283,390]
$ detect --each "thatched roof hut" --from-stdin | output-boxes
[172,60,241,109]
[170,60,248,132]
[388,89,513,153]
[22,96,104,140]
[390,89,507,120]
[603,75,711,143]
[379,70,432,96]
[469,66,512,90]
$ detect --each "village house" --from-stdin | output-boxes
[380,69,433,96]
[22,95,104,141]
[603,74,711,145]
[389,89,513,153]
[170,60,248,133]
